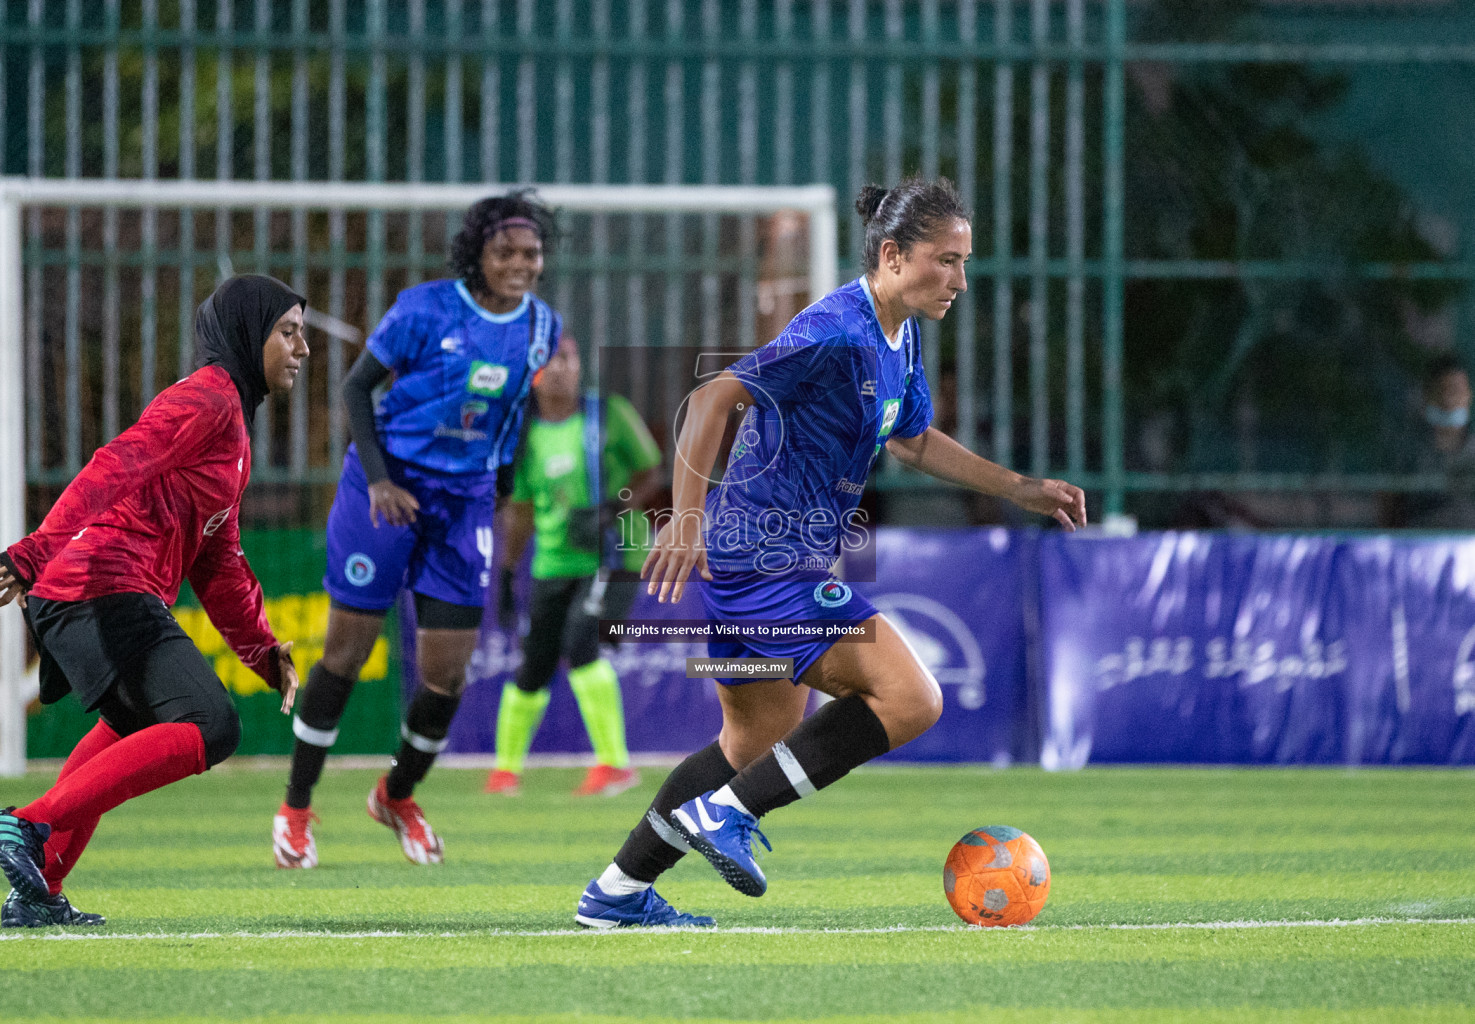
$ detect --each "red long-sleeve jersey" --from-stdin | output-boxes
[8,366,278,680]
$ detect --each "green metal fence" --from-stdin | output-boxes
[4,0,1473,523]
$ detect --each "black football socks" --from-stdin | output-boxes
[385,688,462,800]
[285,663,356,809]
[613,741,739,883]
[724,695,891,818]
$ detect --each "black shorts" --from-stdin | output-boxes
[514,576,638,691]
[26,593,192,710]
[27,593,240,764]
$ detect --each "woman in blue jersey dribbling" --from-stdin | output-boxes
[575,177,1085,927]
[272,191,560,869]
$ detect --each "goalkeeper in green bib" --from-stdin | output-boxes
[488,335,663,797]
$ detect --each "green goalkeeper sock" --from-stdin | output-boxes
[568,658,630,769]
[494,683,551,774]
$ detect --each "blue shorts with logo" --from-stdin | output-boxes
[699,569,877,686]
[324,446,497,612]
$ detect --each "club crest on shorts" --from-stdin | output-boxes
[814,580,852,608]
[345,553,376,586]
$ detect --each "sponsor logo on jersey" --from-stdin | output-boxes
[467,361,509,397]
[834,478,865,496]
[814,580,853,608]
[345,553,376,586]
[433,424,488,441]
[861,379,877,396]
[878,398,901,438]
[440,336,462,352]
[203,508,232,537]
[460,400,489,430]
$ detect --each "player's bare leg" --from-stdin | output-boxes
[715,678,812,769]
[800,615,944,748]
[670,616,942,896]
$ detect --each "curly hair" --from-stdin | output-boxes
[855,177,969,272]
[448,188,559,295]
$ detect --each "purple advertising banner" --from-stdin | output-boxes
[1337,538,1475,765]
[1038,533,1349,767]
[1040,532,1475,766]
[857,528,1033,764]
[411,528,1475,767]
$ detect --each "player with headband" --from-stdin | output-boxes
[272,191,561,869]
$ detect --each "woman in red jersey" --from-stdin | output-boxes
[0,274,308,928]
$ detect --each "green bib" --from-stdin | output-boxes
[513,396,661,579]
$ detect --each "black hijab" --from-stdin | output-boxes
[194,274,306,430]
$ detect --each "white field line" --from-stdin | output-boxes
[2,917,1473,941]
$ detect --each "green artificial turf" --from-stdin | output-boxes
[1,764,1472,1022]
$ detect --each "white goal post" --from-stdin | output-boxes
[0,177,839,775]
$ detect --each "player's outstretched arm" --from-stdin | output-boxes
[642,372,753,604]
[886,427,1086,531]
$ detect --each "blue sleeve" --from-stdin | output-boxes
[364,301,425,374]
[727,312,840,407]
[547,311,563,363]
[893,325,934,439]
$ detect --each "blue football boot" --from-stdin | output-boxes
[0,808,51,902]
[669,792,771,897]
[2,888,106,928]
[574,879,716,929]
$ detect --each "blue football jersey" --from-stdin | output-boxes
[705,276,933,575]
[366,279,559,489]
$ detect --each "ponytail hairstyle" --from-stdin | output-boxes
[855,176,969,272]
[449,187,560,295]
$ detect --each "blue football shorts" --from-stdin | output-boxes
[323,448,496,613]
[699,569,877,686]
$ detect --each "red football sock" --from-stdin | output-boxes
[38,719,122,894]
[19,722,207,836]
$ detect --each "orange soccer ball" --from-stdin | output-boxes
[943,826,1051,927]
